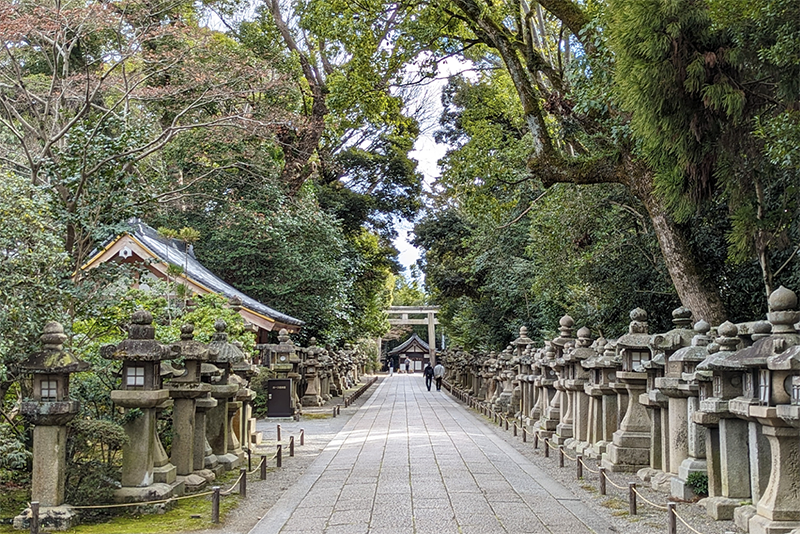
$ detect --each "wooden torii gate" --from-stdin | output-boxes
[385,306,441,365]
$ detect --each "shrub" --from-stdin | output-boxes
[686,471,709,496]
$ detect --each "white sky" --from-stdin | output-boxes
[396,58,468,274]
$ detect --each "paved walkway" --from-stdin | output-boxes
[249,375,612,534]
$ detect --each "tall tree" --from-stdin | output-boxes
[0,0,292,266]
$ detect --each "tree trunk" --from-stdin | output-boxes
[629,165,727,324]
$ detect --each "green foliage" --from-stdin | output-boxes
[65,418,128,505]
[0,424,31,478]
[686,471,709,497]
[0,172,71,389]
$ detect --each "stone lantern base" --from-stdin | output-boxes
[113,482,177,503]
[750,515,800,534]
[14,505,77,531]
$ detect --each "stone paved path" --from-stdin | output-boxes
[248,374,613,534]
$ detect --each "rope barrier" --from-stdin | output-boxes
[631,487,669,511]
[220,470,245,495]
[562,449,577,462]
[604,474,627,490]
[579,457,600,474]
[673,507,706,534]
[69,489,215,510]
[247,456,266,476]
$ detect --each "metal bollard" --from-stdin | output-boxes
[260,456,267,480]
[290,435,295,457]
[29,501,39,534]
[629,482,637,515]
[599,467,607,495]
[277,444,282,468]
[300,428,305,446]
[239,467,247,498]
[559,445,564,468]
[668,502,677,534]
[544,439,550,458]
[277,424,281,442]
[577,455,583,479]
[212,486,220,523]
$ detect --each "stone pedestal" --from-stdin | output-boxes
[602,372,650,472]
[207,383,239,470]
[749,407,800,534]
[194,395,217,471]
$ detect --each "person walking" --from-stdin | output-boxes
[433,361,445,391]
[388,360,393,376]
[424,363,434,391]
[405,357,411,374]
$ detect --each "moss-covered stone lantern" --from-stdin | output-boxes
[101,309,174,502]
[14,322,89,531]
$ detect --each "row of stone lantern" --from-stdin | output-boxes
[13,306,369,530]
[441,285,800,534]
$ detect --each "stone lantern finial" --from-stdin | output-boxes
[629,308,648,334]
[715,321,739,352]
[577,326,592,348]
[768,286,800,335]
[691,320,711,347]
[559,315,574,338]
[672,306,693,328]
[40,321,67,350]
[228,296,243,313]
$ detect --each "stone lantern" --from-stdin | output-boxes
[535,342,560,440]
[206,319,246,471]
[564,326,594,453]
[512,328,534,422]
[101,310,175,501]
[655,319,710,500]
[14,322,89,531]
[168,324,214,490]
[744,286,800,534]
[644,307,694,486]
[494,346,515,414]
[602,308,652,473]
[551,315,574,445]
[693,321,763,521]
[301,339,324,407]
[583,338,620,459]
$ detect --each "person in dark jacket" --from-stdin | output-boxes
[424,363,434,391]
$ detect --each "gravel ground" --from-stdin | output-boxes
[186,376,740,534]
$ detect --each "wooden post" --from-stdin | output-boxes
[668,503,677,534]
[599,468,607,495]
[513,423,517,437]
[559,445,564,467]
[277,424,281,442]
[523,427,527,443]
[544,439,550,458]
[577,455,583,479]
[29,501,39,534]
[277,444,282,468]
[212,487,220,523]
[260,456,267,480]
[629,482,637,515]
[300,428,305,446]
[290,436,295,457]
[239,467,247,498]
